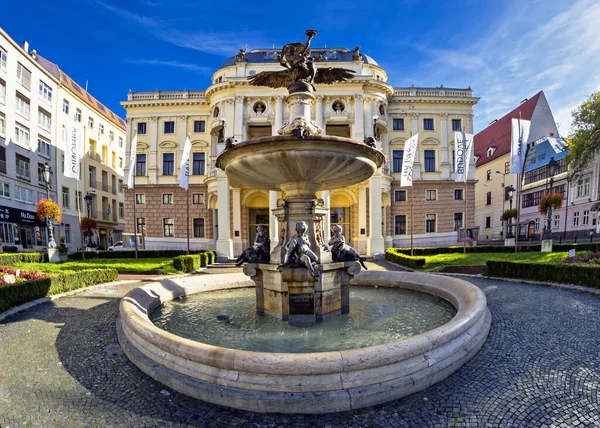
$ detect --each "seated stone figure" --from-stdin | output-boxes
[328,224,367,270]
[278,221,319,277]
[235,225,270,266]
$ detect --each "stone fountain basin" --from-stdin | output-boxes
[216,135,385,194]
[117,271,491,413]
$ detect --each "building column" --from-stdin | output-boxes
[232,187,242,255]
[363,97,374,138]
[358,186,368,255]
[234,97,244,142]
[224,99,235,139]
[369,174,385,257]
[315,95,324,130]
[269,190,278,245]
[150,116,158,183]
[322,190,331,240]
[274,96,283,134]
[411,113,421,180]
[216,173,233,260]
[441,113,450,179]
[353,95,364,141]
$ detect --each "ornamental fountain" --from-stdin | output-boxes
[117,30,491,413]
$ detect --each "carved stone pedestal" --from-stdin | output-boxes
[244,261,360,323]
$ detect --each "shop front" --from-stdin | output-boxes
[0,205,49,251]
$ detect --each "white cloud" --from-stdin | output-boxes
[127,59,211,73]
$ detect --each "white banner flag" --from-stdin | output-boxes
[454,131,474,183]
[179,136,192,190]
[547,136,567,154]
[63,118,83,180]
[400,134,419,187]
[127,134,137,188]
[510,118,531,174]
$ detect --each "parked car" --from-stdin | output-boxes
[108,241,124,251]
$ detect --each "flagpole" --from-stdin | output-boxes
[132,172,138,259]
[410,185,414,256]
[515,173,520,253]
[464,179,468,254]
[186,188,190,254]
[76,177,85,260]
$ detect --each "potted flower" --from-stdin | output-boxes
[80,217,98,230]
[36,199,62,224]
[539,193,563,215]
[501,209,518,221]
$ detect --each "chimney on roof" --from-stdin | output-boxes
[22,41,29,53]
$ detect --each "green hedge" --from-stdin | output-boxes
[486,259,600,289]
[205,250,216,264]
[389,243,600,256]
[68,249,217,261]
[0,253,46,264]
[0,268,118,313]
[173,255,201,273]
[199,252,207,267]
[385,249,426,269]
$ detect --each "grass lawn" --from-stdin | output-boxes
[11,258,179,274]
[421,251,584,271]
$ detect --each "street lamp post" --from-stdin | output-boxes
[546,157,558,240]
[507,185,515,239]
[41,163,57,248]
[84,192,92,247]
[496,170,507,238]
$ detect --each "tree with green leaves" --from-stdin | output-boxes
[566,91,600,181]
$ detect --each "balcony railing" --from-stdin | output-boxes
[89,178,97,189]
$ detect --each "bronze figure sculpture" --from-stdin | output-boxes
[248,30,355,91]
[235,225,270,266]
[328,224,367,270]
[278,221,319,276]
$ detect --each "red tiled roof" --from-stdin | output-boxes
[474,92,542,167]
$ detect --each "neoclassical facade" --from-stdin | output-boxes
[121,48,479,258]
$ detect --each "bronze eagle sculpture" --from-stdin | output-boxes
[248,29,355,90]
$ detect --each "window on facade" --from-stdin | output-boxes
[16,62,31,90]
[423,118,434,131]
[88,117,94,129]
[64,224,71,244]
[0,223,15,245]
[535,218,540,231]
[109,130,114,141]
[63,99,69,114]
[395,215,406,235]
[193,218,205,238]
[523,159,567,185]
[135,194,145,204]
[62,187,70,208]
[137,122,147,135]
[38,109,51,130]
[118,157,123,169]
[0,80,5,105]
[0,146,5,174]
[136,154,146,176]
[192,193,205,205]
[392,118,404,131]
[0,48,6,72]
[392,150,404,173]
[505,161,510,174]
[554,214,560,228]
[119,202,124,218]
[99,124,104,134]
[15,94,30,118]
[454,189,463,200]
[425,214,436,233]
[193,120,206,133]
[394,190,406,202]
[15,123,30,148]
[163,218,174,237]
[136,217,146,234]
[521,184,566,208]
[14,185,34,203]
[452,119,462,131]
[164,121,175,134]
[16,154,30,180]
[426,189,436,201]
[118,179,123,193]
[192,152,205,175]
[486,192,492,205]
[424,150,435,172]
[39,81,52,102]
[162,194,173,204]
[454,212,463,231]
[583,210,590,225]
[577,178,591,197]
[485,216,491,228]
[118,136,123,148]
[486,169,492,181]
[75,108,82,122]
[38,138,51,159]
[0,181,10,198]
[162,153,175,175]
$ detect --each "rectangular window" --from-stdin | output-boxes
[577,178,591,197]
[454,189,463,200]
[426,189,436,201]
[14,123,30,148]
[119,202,124,218]
[193,120,206,133]
[451,119,462,131]
[392,118,404,131]
[423,118,434,131]
[137,122,147,135]
[64,224,71,244]
[392,150,403,173]
[454,212,463,231]
[118,179,123,193]
[109,130,114,141]
[99,124,104,135]
[0,181,10,198]
[162,193,173,204]
[583,210,590,225]
[505,161,510,174]
[75,108,82,122]
[485,216,491,228]
[15,94,30,118]
[16,62,32,90]
[424,150,435,172]
[554,214,560,228]
[535,218,540,231]
[192,193,205,205]
[62,187,70,208]
[394,215,406,235]
[162,153,174,175]
[0,222,15,244]
[135,194,145,204]
[16,154,30,180]
[118,157,123,169]
[0,146,5,173]
[394,190,406,202]
[163,218,174,237]
[14,185,34,203]
[38,109,51,130]
[486,192,492,205]
[63,99,69,114]
[486,169,492,181]
[136,217,146,234]
[39,80,52,102]
[164,121,175,134]
[425,214,436,233]
[136,154,146,176]
[0,48,6,72]
[38,138,51,159]
[0,80,5,104]
[193,218,205,238]
[192,152,205,175]
[118,136,123,148]
[88,117,94,129]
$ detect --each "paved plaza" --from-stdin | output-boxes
[1,266,600,427]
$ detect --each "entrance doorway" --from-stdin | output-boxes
[249,208,269,245]
[330,192,353,244]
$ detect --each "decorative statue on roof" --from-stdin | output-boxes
[248,30,355,91]
[235,225,270,266]
[278,221,319,276]
[328,224,367,270]
[352,46,363,61]
[235,47,248,63]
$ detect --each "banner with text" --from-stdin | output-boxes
[127,134,138,188]
[400,133,419,187]
[454,131,474,183]
[63,118,83,180]
[510,118,531,174]
[179,136,192,190]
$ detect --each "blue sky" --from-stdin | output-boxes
[3,0,599,133]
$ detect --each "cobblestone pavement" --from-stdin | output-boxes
[1,273,600,427]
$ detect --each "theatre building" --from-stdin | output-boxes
[121,47,479,259]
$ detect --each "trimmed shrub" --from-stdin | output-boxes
[205,250,216,264]
[199,252,208,267]
[0,268,118,313]
[385,249,426,269]
[486,259,600,289]
[3,246,19,253]
[173,255,201,273]
[0,253,46,264]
